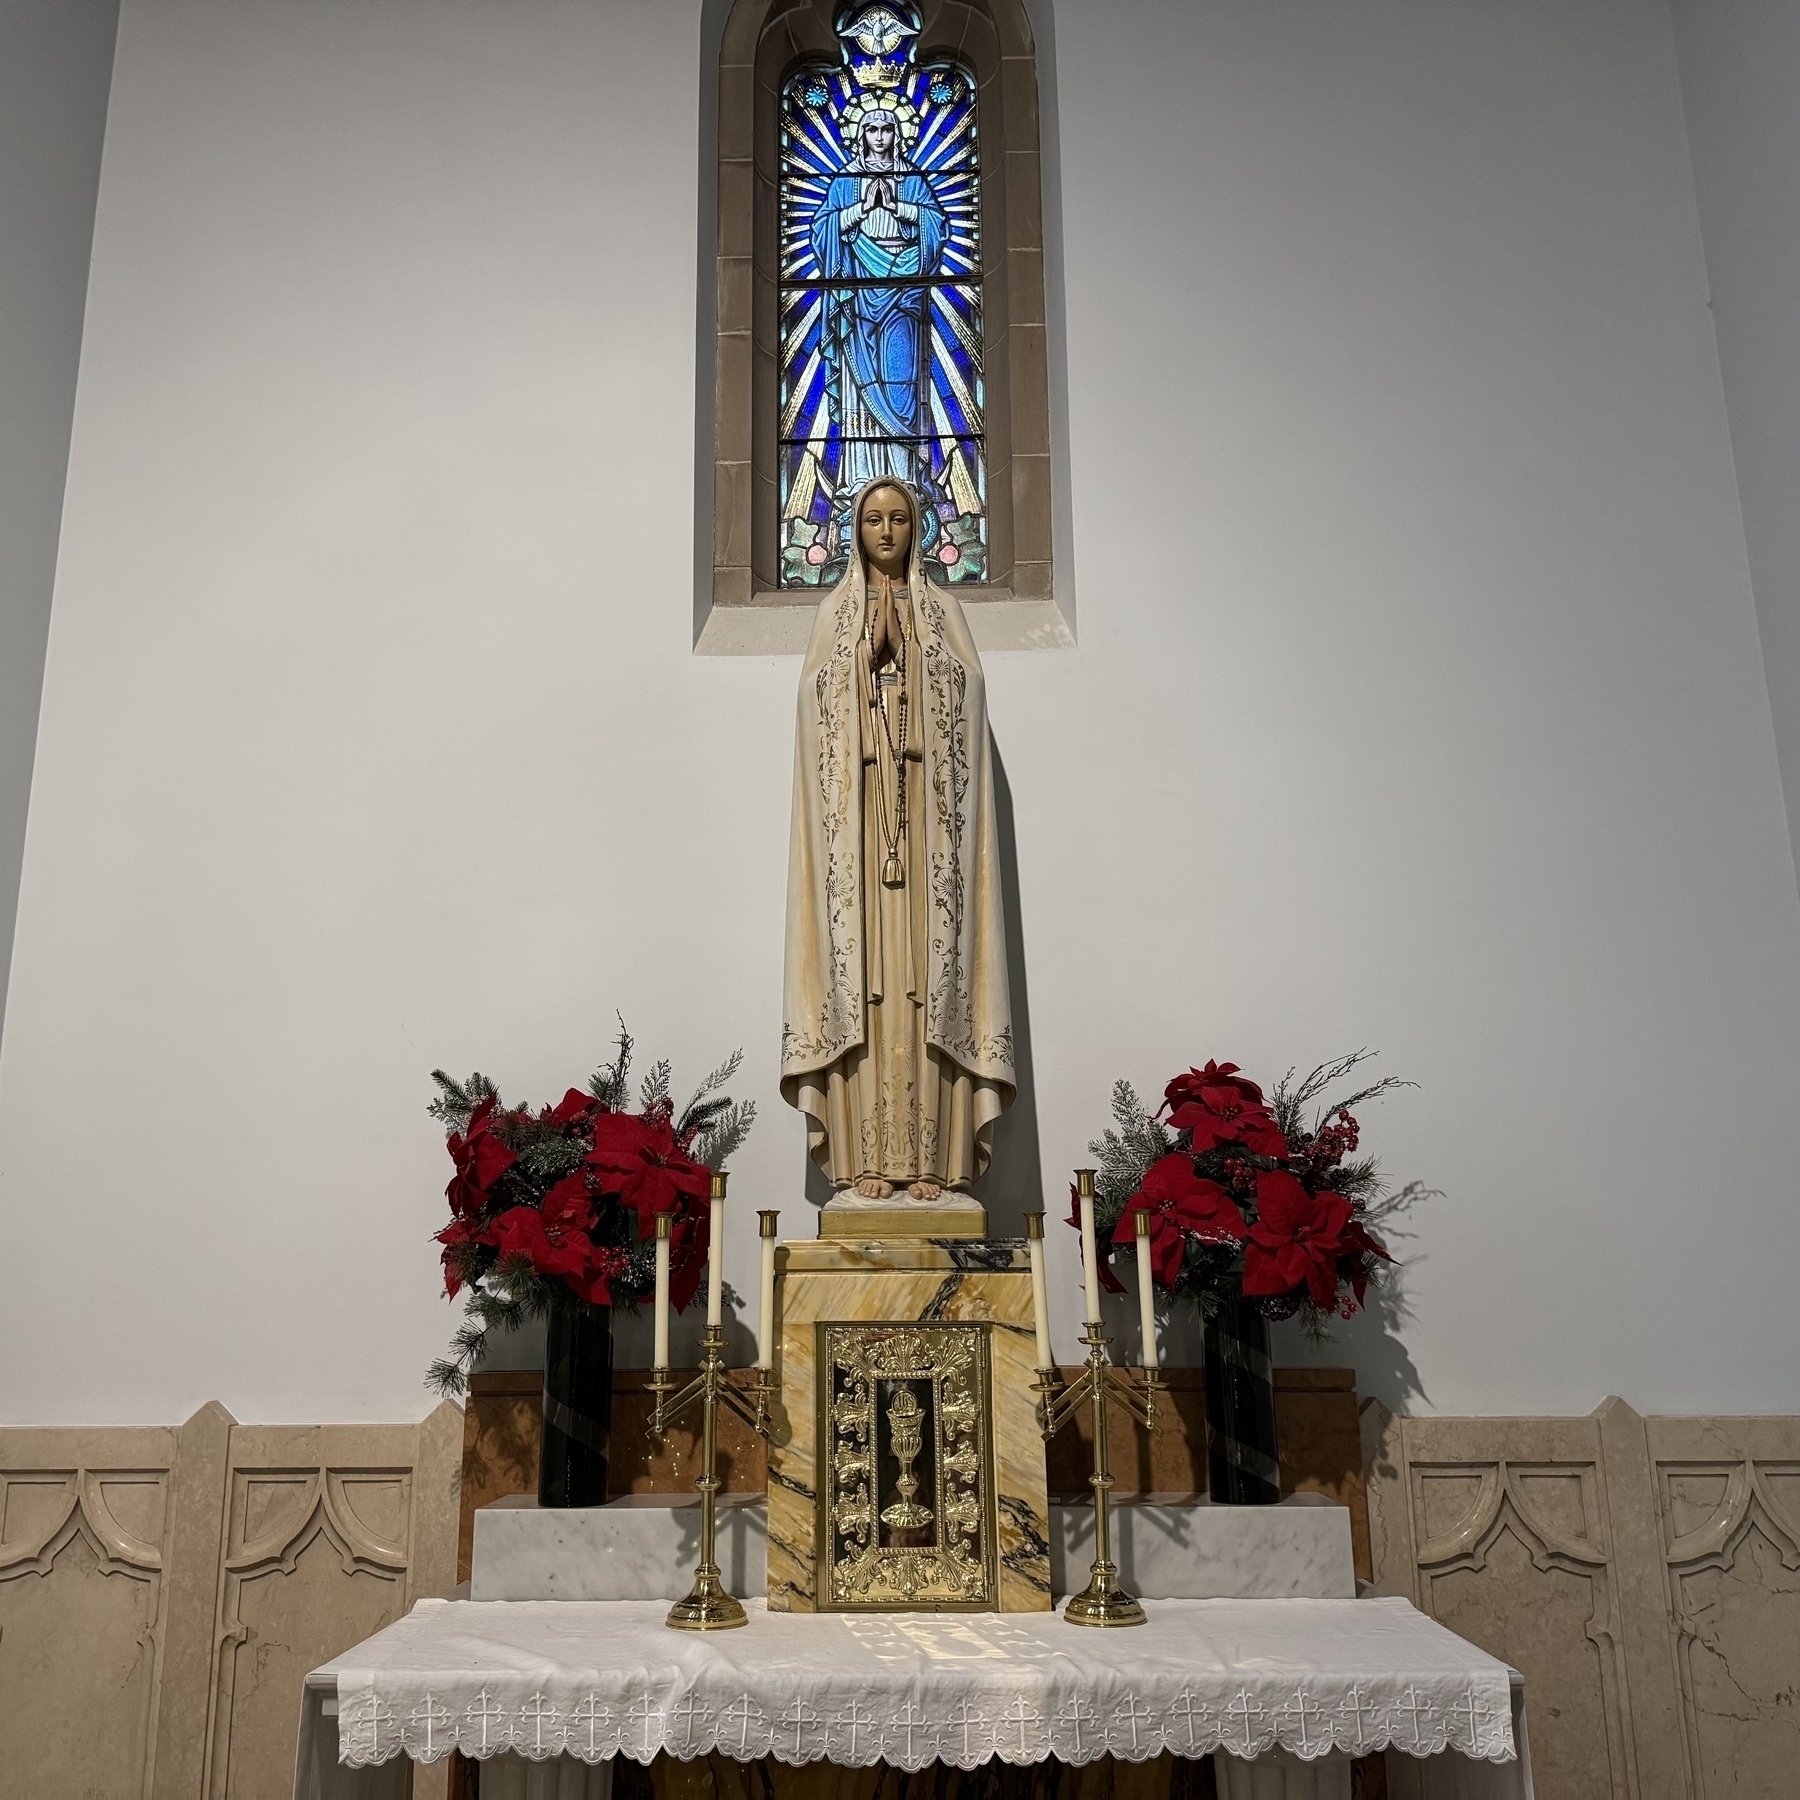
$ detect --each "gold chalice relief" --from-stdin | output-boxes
[879,1387,934,1531]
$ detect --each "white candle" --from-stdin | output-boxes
[1134,1209,1159,1370]
[707,1173,726,1329]
[1075,1170,1102,1327]
[1025,1213,1053,1371]
[652,1212,671,1370]
[756,1210,779,1370]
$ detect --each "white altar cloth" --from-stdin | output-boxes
[320,1595,1518,1775]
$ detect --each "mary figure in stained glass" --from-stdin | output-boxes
[813,98,948,512]
[779,4,986,588]
[782,478,1015,1201]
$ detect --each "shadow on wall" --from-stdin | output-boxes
[981,742,1045,1232]
[800,739,1046,1226]
[1268,1259,1431,1416]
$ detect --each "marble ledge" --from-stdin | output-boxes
[471,1493,768,1602]
[471,1494,1354,1604]
[777,1238,1030,1273]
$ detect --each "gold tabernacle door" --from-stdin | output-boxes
[817,1321,997,1610]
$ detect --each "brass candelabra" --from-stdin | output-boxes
[648,1180,777,1632]
[1029,1182,1165,1628]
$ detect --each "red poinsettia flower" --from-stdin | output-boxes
[1111,1153,1249,1287]
[542,1087,598,1129]
[1163,1061,1266,1110]
[445,1094,517,1218]
[666,1209,711,1313]
[586,1113,712,1237]
[434,1216,479,1298]
[486,1174,595,1282]
[1243,1171,1364,1308]
[1338,1214,1392,1304]
[1162,1065,1288,1158]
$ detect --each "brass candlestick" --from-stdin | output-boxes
[651,1176,776,1631]
[1031,1177,1164,1628]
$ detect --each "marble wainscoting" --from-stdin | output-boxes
[0,1402,461,1800]
[765,1238,1053,1613]
[1365,1396,1800,1800]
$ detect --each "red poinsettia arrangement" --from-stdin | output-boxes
[426,1028,754,1396]
[1083,1053,1419,1324]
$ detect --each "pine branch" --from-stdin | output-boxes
[427,1068,497,1133]
[426,1285,523,1396]
[514,1132,585,1185]
[693,1098,757,1171]
[639,1058,672,1113]
[1087,1079,1173,1233]
[677,1049,744,1135]
[678,1096,734,1138]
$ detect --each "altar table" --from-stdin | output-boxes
[294,1595,1530,1799]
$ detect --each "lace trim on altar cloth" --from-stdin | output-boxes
[336,1679,1519,1771]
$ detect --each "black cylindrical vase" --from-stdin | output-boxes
[1204,1298,1281,1505]
[539,1300,613,1508]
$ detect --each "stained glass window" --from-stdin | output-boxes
[778,3,985,587]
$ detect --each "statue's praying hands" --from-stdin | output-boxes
[868,574,902,672]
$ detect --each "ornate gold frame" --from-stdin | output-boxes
[815,1320,998,1611]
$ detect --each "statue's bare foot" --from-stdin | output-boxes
[855,1176,894,1199]
[907,1180,944,1201]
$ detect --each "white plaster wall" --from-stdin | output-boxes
[4,0,1797,1425]
[1670,1,1800,887]
[0,0,119,1044]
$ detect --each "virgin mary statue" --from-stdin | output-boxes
[781,478,1014,1201]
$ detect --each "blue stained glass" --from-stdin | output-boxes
[777,2,986,588]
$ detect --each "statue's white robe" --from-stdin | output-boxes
[781,480,1015,1189]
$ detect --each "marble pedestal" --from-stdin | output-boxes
[765,1238,1053,1613]
[468,1492,1355,1603]
[1051,1493,1354,1600]
[470,1493,768,1602]
[817,1190,986,1240]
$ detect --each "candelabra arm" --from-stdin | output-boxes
[649,1366,707,1440]
[1105,1364,1162,1432]
[1035,1365,1094,1438]
[716,1374,775,1436]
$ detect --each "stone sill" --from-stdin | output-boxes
[696,590,1076,656]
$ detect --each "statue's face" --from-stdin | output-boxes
[859,486,913,576]
[863,119,897,161]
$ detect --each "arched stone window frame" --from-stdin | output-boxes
[699,0,1069,652]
